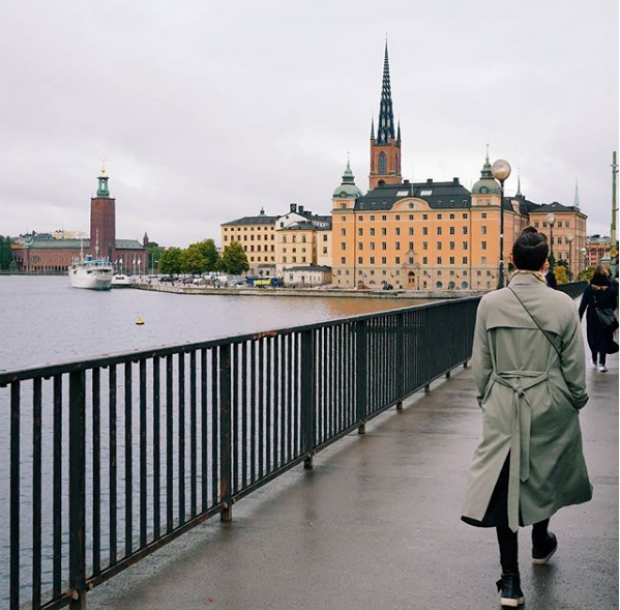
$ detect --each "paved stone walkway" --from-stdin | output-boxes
[90,331,618,610]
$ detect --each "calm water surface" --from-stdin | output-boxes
[0,276,425,371]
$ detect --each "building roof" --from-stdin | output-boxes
[21,238,144,250]
[221,215,278,227]
[529,201,582,214]
[354,179,472,211]
[279,221,318,231]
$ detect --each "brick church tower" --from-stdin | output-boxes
[90,168,116,262]
[369,43,402,190]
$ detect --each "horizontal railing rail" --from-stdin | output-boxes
[1,297,481,609]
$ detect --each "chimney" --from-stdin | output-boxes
[426,178,433,184]
[298,205,304,214]
[453,177,459,184]
[290,203,297,213]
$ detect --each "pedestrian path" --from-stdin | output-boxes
[90,335,618,610]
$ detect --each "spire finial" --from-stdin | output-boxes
[516,168,522,197]
[485,143,489,163]
[573,177,580,208]
[370,116,375,140]
[347,151,351,170]
[397,119,401,141]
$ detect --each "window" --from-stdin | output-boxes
[450,241,455,250]
[382,257,387,264]
[450,226,455,235]
[437,227,443,235]
[382,215,387,221]
[408,242,414,250]
[358,228,363,236]
[340,228,346,236]
[381,242,387,250]
[359,216,364,221]
[341,242,346,250]
[437,242,442,250]
[340,204,346,210]
[322,247,327,254]
[378,152,387,174]
[358,257,363,264]
[463,213,468,219]
[482,213,487,219]
[566,221,570,228]
[450,214,455,219]
[481,256,487,264]
[437,257,442,265]
[463,226,468,235]
[534,221,539,228]
[409,215,414,221]
[370,242,375,251]
[395,215,400,221]
[482,241,487,250]
[370,215,375,221]
[382,227,387,236]
[395,257,401,264]
[449,257,455,265]
[370,228,375,236]
[423,257,428,264]
[323,234,328,242]
[463,257,468,264]
[423,242,428,250]
[395,242,401,250]
[358,243,364,250]
[437,214,442,220]
[423,214,428,220]
[395,227,401,235]
[341,257,346,264]
[370,257,375,265]
[481,226,487,234]
[423,227,428,235]
[408,257,414,264]
[558,221,563,228]
[463,241,468,250]
[409,227,414,235]
[341,216,346,221]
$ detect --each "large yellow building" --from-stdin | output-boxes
[330,44,586,289]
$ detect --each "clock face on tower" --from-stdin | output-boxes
[480,186,488,194]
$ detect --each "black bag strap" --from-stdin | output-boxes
[508,287,563,363]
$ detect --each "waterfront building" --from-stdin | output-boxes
[585,235,611,268]
[220,208,277,276]
[284,265,332,287]
[221,204,331,276]
[12,169,147,273]
[330,43,587,289]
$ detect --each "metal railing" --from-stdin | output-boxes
[1,297,479,609]
[556,280,587,299]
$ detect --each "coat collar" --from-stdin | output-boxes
[508,272,546,287]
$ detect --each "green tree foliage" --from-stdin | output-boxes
[180,243,207,275]
[219,241,249,275]
[158,247,183,275]
[0,235,13,270]
[578,266,596,282]
[197,239,220,272]
[146,241,165,272]
[553,264,569,285]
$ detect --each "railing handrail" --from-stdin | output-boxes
[0,296,481,384]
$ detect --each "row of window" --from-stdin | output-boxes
[224,234,275,242]
[243,245,275,253]
[338,256,492,266]
[339,241,485,251]
[248,256,275,263]
[342,212,472,222]
[341,226,483,237]
[533,220,572,229]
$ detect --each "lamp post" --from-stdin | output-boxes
[566,234,574,280]
[491,159,512,289]
[581,247,587,275]
[544,213,557,268]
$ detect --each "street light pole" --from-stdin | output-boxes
[491,159,512,289]
[566,234,574,281]
[544,213,557,269]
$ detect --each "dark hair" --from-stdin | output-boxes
[512,231,549,271]
[521,226,538,235]
[591,265,610,286]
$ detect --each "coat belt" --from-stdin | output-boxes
[491,370,549,532]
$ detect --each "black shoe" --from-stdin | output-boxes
[532,531,558,565]
[496,571,525,607]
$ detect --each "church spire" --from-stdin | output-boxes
[516,169,523,197]
[377,41,395,144]
[573,178,580,209]
[370,117,375,140]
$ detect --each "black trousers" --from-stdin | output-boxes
[497,519,550,572]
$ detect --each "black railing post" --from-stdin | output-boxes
[219,345,233,521]
[356,320,368,434]
[69,370,87,609]
[396,313,404,410]
[300,329,315,468]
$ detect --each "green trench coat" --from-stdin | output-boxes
[461,273,593,532]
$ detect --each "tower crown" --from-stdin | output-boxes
[97,167,110,198]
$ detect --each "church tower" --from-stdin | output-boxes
[90,167,116,262]
[369,42,402,190]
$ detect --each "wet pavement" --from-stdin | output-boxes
[90,333,618,610]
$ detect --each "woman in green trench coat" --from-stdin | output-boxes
[461,230,592,607]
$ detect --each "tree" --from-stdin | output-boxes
[219,241,249,275]
[180,243,207,275]
[196,239,220,272]
[553,264,569,285]
[0,236,13,270]
[146,241,165,273]
[158,247,183,275]
[578,266,596,282]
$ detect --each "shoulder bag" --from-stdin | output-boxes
[592,289,619,332]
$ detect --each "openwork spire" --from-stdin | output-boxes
[377,42,395,144]
[573,178,580,208]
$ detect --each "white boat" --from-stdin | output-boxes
[69,256,113,290]
[111,274,132,288]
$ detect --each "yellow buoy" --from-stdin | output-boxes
[136,317,145,325]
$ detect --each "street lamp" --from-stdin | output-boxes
[544,213,557,268]
[581,247,587,275]
[491,159,512,288]
[566,233,574,280]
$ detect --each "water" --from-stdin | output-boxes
[0,276,428,607]
[0,276,423,371]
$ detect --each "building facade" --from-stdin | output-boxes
[330,45,587,289]
[585,235,610,268]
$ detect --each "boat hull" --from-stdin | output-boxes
[69,263,113,290]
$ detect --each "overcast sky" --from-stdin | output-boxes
[1,0,618,247]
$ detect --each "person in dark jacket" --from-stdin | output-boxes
[579,265,619,372]
[544,260,557,289]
